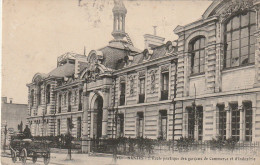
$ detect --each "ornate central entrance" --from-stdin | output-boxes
[93,95,103,139]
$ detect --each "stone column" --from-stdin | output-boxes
[102,108,108,138]
[102,87,110,138]
[82,84,90,153]
[225,104,231,139]
[239,100,244,142]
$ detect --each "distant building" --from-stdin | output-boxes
[1,97,27,145]
[27,0,260,153]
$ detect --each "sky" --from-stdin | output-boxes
[2,0,212,104]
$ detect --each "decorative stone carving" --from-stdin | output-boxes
[138,70,145,78]
[84,64,100,82]
[161,65,169,73]
[101,87,110,93]
[219,0,254,22]
[149,70,157,93]
[128,75,135,96]
[120,76,126,82]
[143,49,153,61]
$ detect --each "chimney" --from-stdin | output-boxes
[144,27,165,49]
[9,98,13,104]
[2,97,7,103]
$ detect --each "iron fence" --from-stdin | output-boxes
[89,137,260,156]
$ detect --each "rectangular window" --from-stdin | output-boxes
[231,103,240,141]
[244,102,252,142]
[120,82,125,106]
[79,90,83,111]
[67,118,71,134]
[58,95,62,113]
[74,91,77,105]
[137,112,144,137]
[159,110,167,140]
[218,104,226,140]
[139,78,145,103]
[68,92,72,112]
[57,119,61,136]
[64,94,67,105]
[161,72,169,100]
[117,114,124,137]
[77,117,81,138]
[187,107,195,139]
[197,106,203,141]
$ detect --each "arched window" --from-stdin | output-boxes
[190,36,205,74]
[68,91,72,112]
[37,85,42,105]
[31,89,34,107]
[224,11,256,68]
[46,84,51,104]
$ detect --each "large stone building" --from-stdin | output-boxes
[1,97,28,146]
[27,0,260,151]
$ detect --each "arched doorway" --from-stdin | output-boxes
[93,95,103,139]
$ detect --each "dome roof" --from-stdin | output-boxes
[112,0,127,14]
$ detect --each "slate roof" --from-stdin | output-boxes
[130,44,168,65]
[98,41,141,70]
[47,63,75,77]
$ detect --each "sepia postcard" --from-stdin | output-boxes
[1,0,260,164]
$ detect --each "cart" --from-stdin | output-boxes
[10,137,50,165]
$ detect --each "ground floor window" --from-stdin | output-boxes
[67,118,71,134]
[187,107,195,139]
[77,117,81,138]
[197,106,203,141]
[231,103,240,141]
[244,101,252,142]
[117,114,124,137]
[137,112,144,137]
[159,110,167,140]
[57,119,61,136]
[218,104,226,140]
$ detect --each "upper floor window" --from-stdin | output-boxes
[161,72,169,100]
[58,94,62,113]
[31,89,34,107]
[190,36,205,74]
[224,11,256,68]
[64,93,67,105]
[46,84,51,104]
[120,82,126,106]
[37,85,42,105]
[139,78,145,103]
[68,91,72,112]
[79,89,83,111]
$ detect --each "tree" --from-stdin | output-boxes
[23,125,32,139]
[18,121,23,133]
[3,124,8,152]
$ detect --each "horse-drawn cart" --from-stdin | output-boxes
[10,137,50,165]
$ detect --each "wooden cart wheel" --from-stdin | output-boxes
[32,152,37,163]
[11,150,17,163]
[20,148,27,165]
[43,151,50,165]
